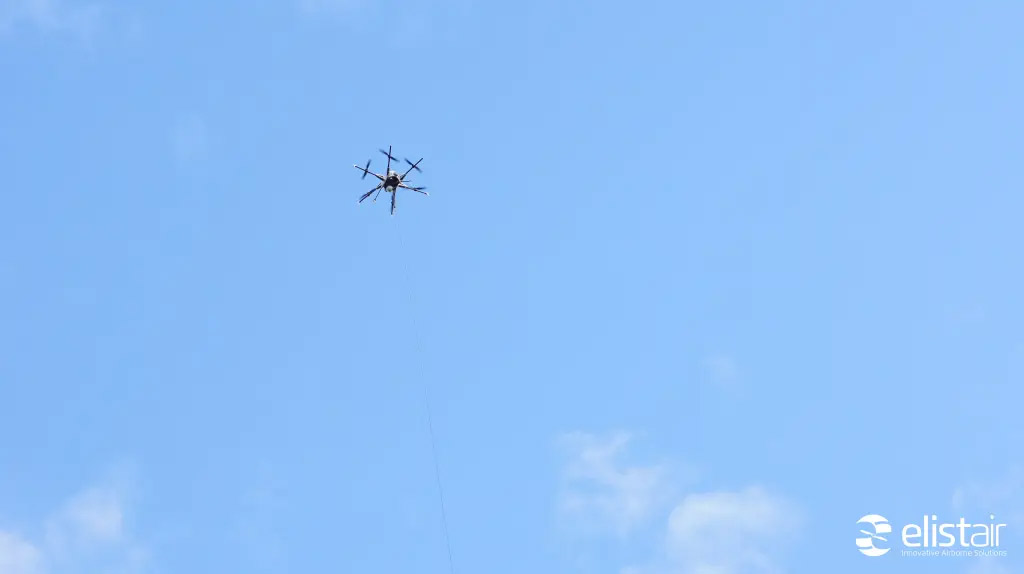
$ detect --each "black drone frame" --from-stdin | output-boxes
[354,145,429,215]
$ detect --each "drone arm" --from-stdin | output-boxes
[398,183,429,195]
[359,183,383,203]
[353,165,385,181]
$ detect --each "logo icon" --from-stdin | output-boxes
[857,515,892,557]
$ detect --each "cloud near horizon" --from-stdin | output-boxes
[556,431,673,538]
[662,486,801,574]
[0,531,42,574]
[0,475,147,574]
[557,431,801,574]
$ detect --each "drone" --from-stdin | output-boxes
[354,145,429,215]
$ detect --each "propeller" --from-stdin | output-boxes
[360,159,371,180]
[379,148,400,163]
[404,158,422,173]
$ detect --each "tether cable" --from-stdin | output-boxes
[395,216,456,574]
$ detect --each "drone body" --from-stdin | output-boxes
[383,171,401,192]
[354,145,428,215]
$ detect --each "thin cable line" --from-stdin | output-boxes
[395,217,456,574]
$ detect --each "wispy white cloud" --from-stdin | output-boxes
[662,486,801,574]
[0,471,148,574]
[46,484,126,555]
[0,0,101,38]
[557,432,801,574]
[0,531,43,574]
[556,431,674,538]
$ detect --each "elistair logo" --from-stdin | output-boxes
[856,515,892,557]
[856,514,1009,560]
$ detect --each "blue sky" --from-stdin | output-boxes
[2,1,1023,573]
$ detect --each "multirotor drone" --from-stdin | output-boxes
[354,145,429,215]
